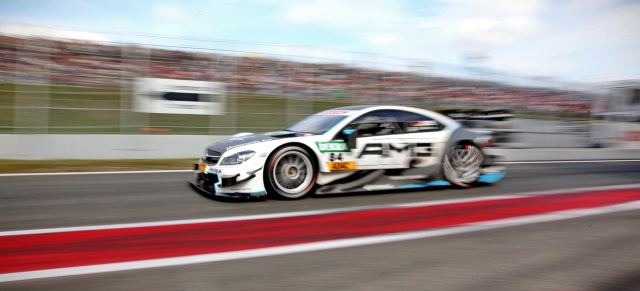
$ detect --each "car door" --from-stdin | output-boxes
[338,110,412,170]
[394,110,448,165]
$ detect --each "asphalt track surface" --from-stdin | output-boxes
[1,161,639,290]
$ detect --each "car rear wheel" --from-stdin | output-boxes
[265,145,317,199]
[443,143,483,187]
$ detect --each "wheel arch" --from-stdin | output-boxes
[265,142,320,170]
[441,128,481,162]
[263,142,320,199]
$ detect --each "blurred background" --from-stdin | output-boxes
[1,0,639,160]
[1,3,640,288]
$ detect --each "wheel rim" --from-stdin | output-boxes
[272,150,314,196]
[444,144,483,185]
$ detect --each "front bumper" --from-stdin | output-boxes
[189,162,267,198]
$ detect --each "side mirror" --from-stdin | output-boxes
[342,129,359,149]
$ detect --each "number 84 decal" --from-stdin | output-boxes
[329,153,343,161]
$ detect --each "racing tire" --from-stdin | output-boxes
[265,145,317,199]
[443,143,483,187]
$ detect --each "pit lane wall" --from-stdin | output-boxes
[0,134,229,160]
[1,122,639,161]
[1,137,639,163]
[609,121,640,149]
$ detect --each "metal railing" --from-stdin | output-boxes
[0,31,597,136]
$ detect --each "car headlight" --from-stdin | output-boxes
[219,150,256,165]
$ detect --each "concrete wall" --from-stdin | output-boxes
[1,128,639,161]
[484,148,640,162]
[0,134,229,160]
[504,119,640,148]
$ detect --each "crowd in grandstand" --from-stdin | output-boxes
[0,34,591,114]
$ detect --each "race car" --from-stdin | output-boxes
[189,105,505,199]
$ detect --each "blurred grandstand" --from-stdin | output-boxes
[0,34,594,113]
[2,31,619,140]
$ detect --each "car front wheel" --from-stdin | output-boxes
[265,145,317,199]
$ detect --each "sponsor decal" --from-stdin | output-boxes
[317,141,350,152]
[199,163,221,174]
[226,137,246,142]
[133,78,224,115]
[407,120,440,132]
[412,121,434,126]
[230,188,252,191]
[363,184,395,191]
[226,138,275,151]
[326,161,357,171]
[388,175,429,180]
[358,143,432,158]
[198,163,208,173]
[320,110,354,115]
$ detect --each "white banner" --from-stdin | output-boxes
[133,78,225,115]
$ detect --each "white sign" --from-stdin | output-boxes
[134,78,225,115]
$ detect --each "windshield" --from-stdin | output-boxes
[286,114,347,135]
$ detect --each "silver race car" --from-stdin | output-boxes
[189,105,505,199]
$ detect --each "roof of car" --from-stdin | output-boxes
[318,104,460,131]
[331,105,429,113]
[332,105,379,111]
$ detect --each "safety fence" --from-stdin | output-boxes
[0,30,598,136]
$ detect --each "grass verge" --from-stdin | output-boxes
[0,159,197,174]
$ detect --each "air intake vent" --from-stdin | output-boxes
[205,150,221,164]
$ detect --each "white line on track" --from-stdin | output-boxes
[0,159,638,177]
[2,183,640,237]
[2,200,639,283]
[0,169,192,177]
[498,159,640,164]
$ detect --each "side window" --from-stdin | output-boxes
[398,111,444,133]
[341,110,402,137]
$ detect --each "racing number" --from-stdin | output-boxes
[329,153,343,161]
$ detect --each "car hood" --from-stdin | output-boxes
[206,134,279,154]
[205,131,316,155]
